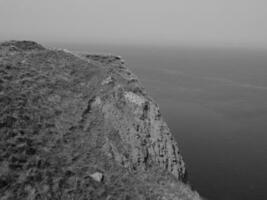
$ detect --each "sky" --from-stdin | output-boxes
[1,0,267,47]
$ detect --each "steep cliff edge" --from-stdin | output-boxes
[0,41,200,200]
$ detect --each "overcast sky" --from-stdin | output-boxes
[1,0,267,47]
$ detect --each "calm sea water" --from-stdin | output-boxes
[48,42,267,200]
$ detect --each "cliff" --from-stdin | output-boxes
[0,41,201,200]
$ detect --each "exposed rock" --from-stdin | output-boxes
[90,172,104,182]
[0,41,201,200]
[101,76,113,85]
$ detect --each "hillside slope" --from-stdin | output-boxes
[0,41,201,200]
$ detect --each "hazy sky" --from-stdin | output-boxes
[1,0,267,47]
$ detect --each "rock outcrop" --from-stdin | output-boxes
[0,41,200,200]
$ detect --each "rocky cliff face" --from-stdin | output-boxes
[0,41,200,200]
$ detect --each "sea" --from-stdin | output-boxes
[47,42,267,200]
